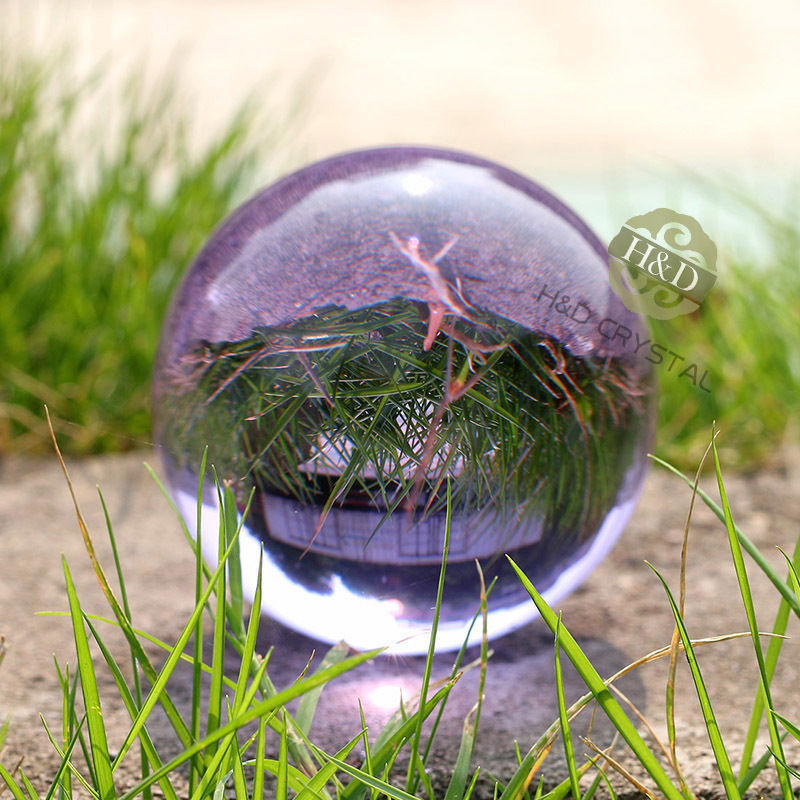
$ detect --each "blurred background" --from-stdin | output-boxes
[1,0,799,467]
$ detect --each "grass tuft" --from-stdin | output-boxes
[0,51,292,454]
[4,424,800,796]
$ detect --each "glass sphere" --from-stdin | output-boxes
[153,146,655,654]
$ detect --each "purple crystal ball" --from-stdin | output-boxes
[153,146,655,653]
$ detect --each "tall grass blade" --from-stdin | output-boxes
[356,701,377,800]
[222,482,245,641]
[96,488,151,800]
[507,556,683,800]
[554,617,580,800]
[118,647,380,800]
[443,696,479,800]
[710,434,793,799]
[0,763,30,800]
[646,562,740,800]
[293,732,363,800]
[341,682,458,800]
[296,642,349,736]
[406,480,452,796]
[53,658,78,800]
[190,448,208,796]
[232,558,263,714]
[82,617,178,800]
[111,524,244,769]
[739,537,799,781]
[62,559,117,800]
[252,715,268,800]
[206,476,230,748]
[277,712,289,800]
[665,439,712,800]
[444,563,491,800]
[326,755,421,800]
[48,415,195,753]
[40,714,89,800]
[650,455,800,616]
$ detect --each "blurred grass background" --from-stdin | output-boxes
[0,50,798,469]
[0,53,290,453]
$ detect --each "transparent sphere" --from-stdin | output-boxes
[153,146,655,654]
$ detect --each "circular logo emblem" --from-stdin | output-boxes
[607,208,717,319]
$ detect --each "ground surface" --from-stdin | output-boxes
[1,450,799,798]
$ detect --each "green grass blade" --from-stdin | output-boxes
[118,647,380,800]
[650,455,800,616]
[444,701,479,800]
[341,682,457,800]
[507,556,683,800]
[296,642,350,736]
[444,566,491,800]
[232,557,263,714]
[82,617,178,800]
[250,759,319,794]
[225,702,247,800]
[646,562,740,800]
[191,716,259,800]
[41,714,88,800]
[710,435,793,800]
[53,659,78,800]
[96,487,151,800]
[18,771,40,800]
[0,763,32,800]
[206,476,230,745]
[580,768,605,800]
[277,712,289,800]
[767,750,800,781]
[326,755,421,800]
[293,731,364,800]
[739,538,799,781]
[111,524,244,769]
[42,719,101,800]
[62,559,117,800]
[463,766,481,800]
[245,731,363,800]
[554,617,580,800]
[222,482,246,641]
[739,733,790,794]
[231,744,247,800]
[779,545,800,604]
[252,715,267,800]
[356,701,376,800]
[190,447,208,796]
[773,712,800,743]
[406,480,452,795]
[50,437,195,755]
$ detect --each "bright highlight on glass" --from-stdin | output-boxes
[153,146,656,653]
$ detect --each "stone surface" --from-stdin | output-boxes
[1,451,800,797]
